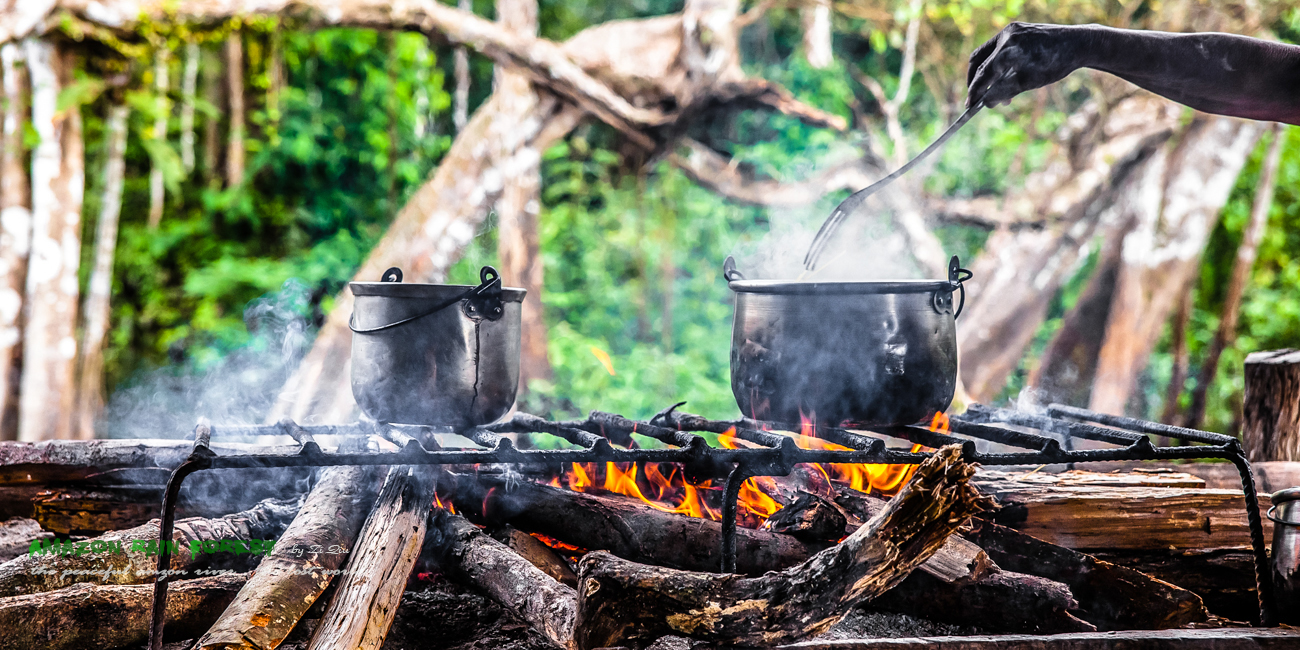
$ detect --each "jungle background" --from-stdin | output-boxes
[0,0,1297,441]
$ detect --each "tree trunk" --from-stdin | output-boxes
[801,0,832,69]
[1241,349,1300,462]
[305,466,437,650]
[1161,289,1194,426]
[1184,123,1286,429]
[195,465,379,650]
[180,41,198,173]
[147,47,168,229]
[74,102,127,440]
[202,43,221,181]
[574,445,992,650]
[224,31,244,188]
[958,95,1182,401]
[1089,117,1264,415]
[18,39,82,442]
[453,0,471,132]
[495,0,551,392]
[0,43,29,443]
[0,573,247,650]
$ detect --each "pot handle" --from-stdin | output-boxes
[949,255,973,320]
[723,256,745,282]
[349,266,503,333]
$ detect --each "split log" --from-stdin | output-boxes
[975,479,1273,551]
[0,497,297,596]
[491,525,578,588]
[29,485,164,534]
[574,445,992,650]
[305,466,437,650]
[975,468,1207,489]
[1071,460,1300,493]
[776,628,1300,650]
[194,465,379,650]
[0,518,49,563]
[962,519,1208,630]
[429,509,577,650]
[1242,349,1300,462]
[0,572,246,650]
[1093,548,1258,623]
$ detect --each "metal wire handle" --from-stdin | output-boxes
[349,265,502,333]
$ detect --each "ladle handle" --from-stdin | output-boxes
[803,103,982,273]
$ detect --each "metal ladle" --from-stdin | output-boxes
[802,102,983,273]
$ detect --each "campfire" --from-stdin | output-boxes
[2,401,1295,650]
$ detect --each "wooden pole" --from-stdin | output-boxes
[1242,349,1300,462]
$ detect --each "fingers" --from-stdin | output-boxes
[967,35,999,88]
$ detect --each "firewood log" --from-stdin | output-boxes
[305,466,437,650]
[0,497,298,596]
[574,445,992,650]
[429,509,578,650]
[0,572,246,650]
[0,517,50,563]
[491,525,578,588]
[962,518,1208,630]
[194,465,379,650]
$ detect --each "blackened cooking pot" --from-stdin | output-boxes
[349,266,525,429]
[727,256,972,427]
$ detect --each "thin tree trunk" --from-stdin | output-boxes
[0,43,30,442]
[453,0,471,132]
[801,0,832,69]
[19,39,82,442]
[202,44,221,181]
[1090,117,1264,415]
[1184,123,1285,429]
[1161,288,1194,426]
[180,41,198,173]
[224,31,244,187]
[495,0,551,392]
[147,47,168,228]
[74,103,127,440]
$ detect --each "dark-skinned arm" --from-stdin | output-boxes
[967,23,1300,125]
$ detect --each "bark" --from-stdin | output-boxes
[430,510,578,650]
[202,43,221,179]
[495,0,550,391]
[784,629,1300,650]
[147,47,168,228]
[801,0,832,69]
[180,40,198,173]
[0,438,299,484]
[574,445,992,650]
[958,95,1183,401]
[195,466,379,650]
[305,466,437,650]
[870,569,1093,635]
[224,31,244,187]
[1095,548,1259,623]
[1241,349,1300,462]
[962,518,1207,630]
[1184,123,1286,429]
[0,43,29,443]
[453,0,471,132]
[73,102,127,440]
[1089,117,1265,415]
[0,497,297,596]
[0,516,49,562]
[976,478,1273,551]
[19,485,162,533]
[18,39,82,442]
[0,573,246,650]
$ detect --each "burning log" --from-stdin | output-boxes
[491,525,578,588]
[0,573,245,650]
[0,497,297,596]
[429,509,578,650]
[305,466,437,649]
[870,568,1093,635]
[962,519,1208,630]
[763,492,847,542]
[194,465,378,650]
[574,445,992,649]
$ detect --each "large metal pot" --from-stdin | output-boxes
[727,256,971,427]
[349,266,525,429]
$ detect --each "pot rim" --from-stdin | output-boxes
[350,282,527,302]
[728,279,958,295]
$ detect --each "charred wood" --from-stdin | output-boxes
[869,568,1093,635]
[491,525,579,588]
[573,445,992,649]
[1242,349,1300,462]
[763,492,847,543]
[194,466,379,650]
[0,573,245,650]
[1093,548,1259,623]
[429,509,578,650]
[0,497,297,596]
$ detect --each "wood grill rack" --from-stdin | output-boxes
[147,402,1276,649]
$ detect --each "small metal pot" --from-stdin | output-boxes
[349,266,525,429]
[1271,486,1300,624]
[727,256,971,427]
